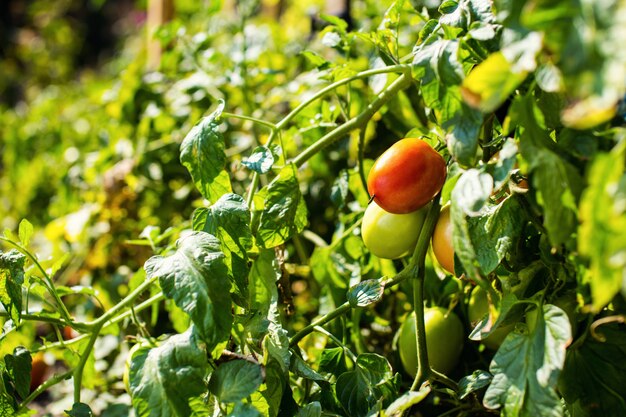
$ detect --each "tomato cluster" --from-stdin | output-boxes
[361,138,446,260]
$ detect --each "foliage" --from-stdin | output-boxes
[0,0,625,416]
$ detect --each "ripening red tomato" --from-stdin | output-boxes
[367,138,446,214]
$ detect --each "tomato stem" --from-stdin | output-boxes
[292,72,412,168]
[406,196,443,391]
[17,369,73,412]
[0,236,73,321]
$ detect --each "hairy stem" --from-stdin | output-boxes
[292,73,412,168]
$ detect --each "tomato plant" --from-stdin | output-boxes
[361,200,426,259]
[397,307,464,376]
[0,0,625,416]
[367,138,446,214]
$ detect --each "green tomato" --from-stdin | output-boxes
[361,201,426,259]
[398,307,464,376]
[468,286,512,350]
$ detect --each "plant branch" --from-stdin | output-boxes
[221,111,277,130]
[18,369,73,411]
[275,65,410,130]
[0,236,72,321]
[292,72,412,168]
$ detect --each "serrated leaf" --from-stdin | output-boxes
[384,387,431,416]
[462,52,528,113]
[5,347,31,399]
[209,360,263,403]
[335,353,396,417]
[193,193,253,307]
[347,280,383,308]
[559,321,626,417]
[452,197,524,276]
[180,101,232,203]
[0,250,25,324]
[242,146,275,174]
[18,220,33,248]
[64,403,93,417]
[256,164,308,248]
[578,144,626,311]
[458,370,492,400]
[484,304,572,416]
[144,232,232,350]
[452,169,494,216]
[129,328,209,417]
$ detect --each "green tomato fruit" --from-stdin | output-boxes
[361,201,426,259]
[468,286,512,350]
[398,307,464,376]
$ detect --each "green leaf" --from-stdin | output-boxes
[458,370,492,400]
[511,96,583,247]
[290,355,327,384]
[318,347,346,376]
[559,321,626,417]
[452,169,493,216]
[0,250,25,324]
[452,197,524,276]
[578,144,626,311]
[4,347,31,399]
[347,279,383,308]
[413,40,464,87]
[193,193,254,307]
[129,328,209,417]
[180,100,232,204]
[440,88,484,167]
[330,170,350,209]
[300,50,331,71]
[144,232,232,351]
[462,52,528,113]
[384,387,431,416]
[297,402,322,417]
[227,402,261,417]
[209,360,263,403]
[484,304,572,416]
[64,403,93,417]
[335,353,396,417]
[242,146,275,174]
[17,220,33,248]
[256,164,308,248]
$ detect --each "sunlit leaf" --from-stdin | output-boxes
[256,164,308,248]
[484,304,572,416]
[180,101,232,204]
[128,328,209,417]
[144,232,232,351]
[0,250,25,324]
